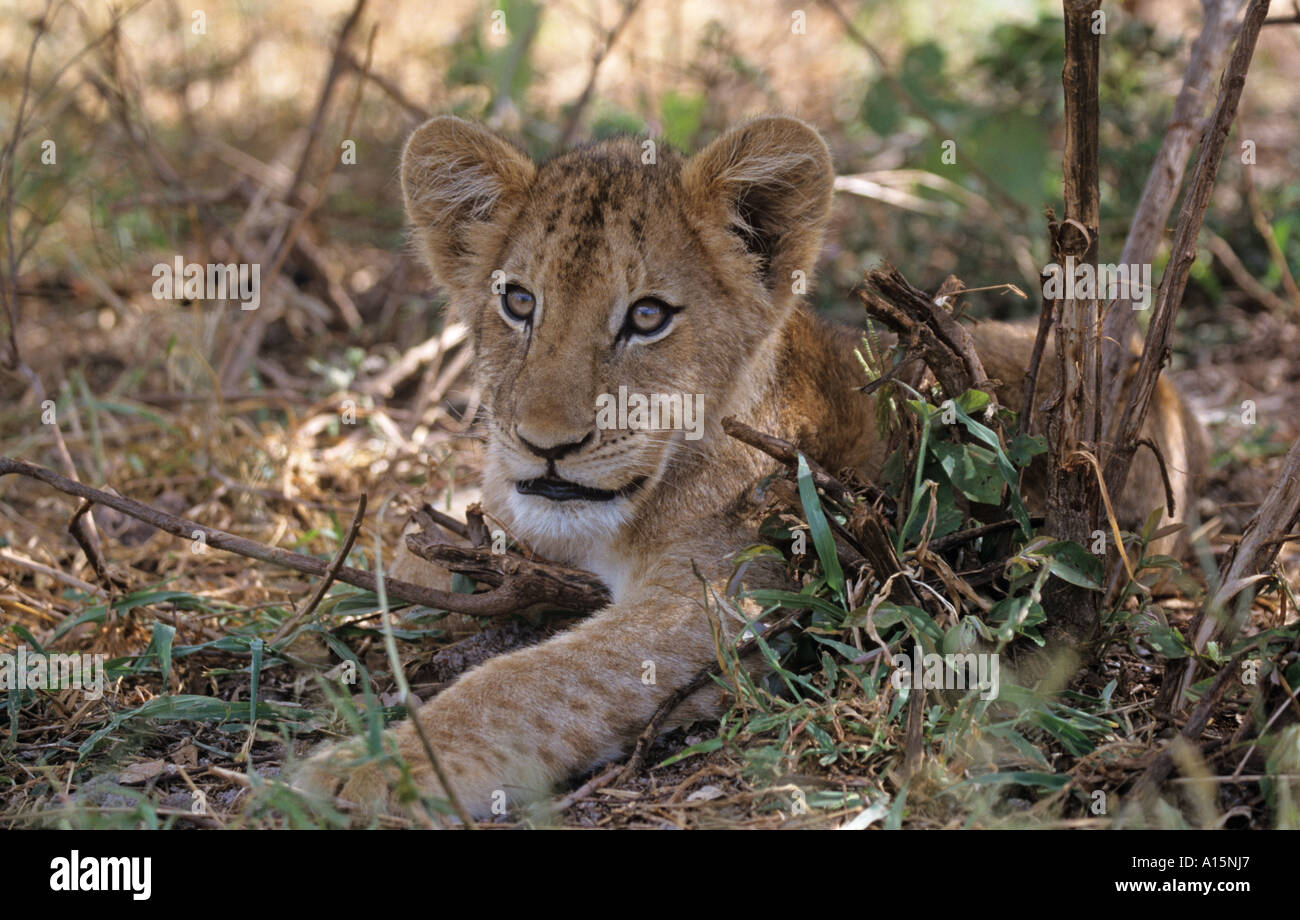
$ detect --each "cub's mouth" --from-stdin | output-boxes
[515,475,646,503]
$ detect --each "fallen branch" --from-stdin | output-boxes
[855,266,993,404]
[0,547,105,597]
[404,512,611,613]
[550,762,624,814]
[0,456,605,618]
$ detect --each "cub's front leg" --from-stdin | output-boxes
[295,582,746,818]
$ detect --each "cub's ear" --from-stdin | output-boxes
[400,116,535,285]
[682,116,833,295]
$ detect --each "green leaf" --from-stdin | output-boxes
[745,589,845,623]
[845,603,943,645]
[733,543,785,564]
[796,454,845,604]
[319,589,402,616]
[885,788,908,829]
[50,605,108,642]
[1008,433,1048,467]
[954,389,991,414]
[78,695,305,759]
[820,652,839,688]
[8,624,46,654]
[1139,504,1165,543]
[450,572,477,595]
[930,441,1003,504]
[988,595,1046,643]
[1040,540,1104,591]
[807,632,870,662]
[862,79,901,135]
[51,588,215,641]
[963,111,1050,207]
[982,724,1052,770]
[944,400,1034,537]
[146,622,175,688]
[656,735,723,769]
[1136,622,1190,659]
[249,638,264,726]
[1029,710,1096,756]
[660,90,706,149]
[898,454,963,543]
[959,771,1068,790]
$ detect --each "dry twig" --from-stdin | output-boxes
[855,267,994,404]
[0,456,609,618]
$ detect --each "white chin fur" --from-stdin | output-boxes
[505,490,632,561]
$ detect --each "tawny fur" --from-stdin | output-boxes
[293,116,1205,818]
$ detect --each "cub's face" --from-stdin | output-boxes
[401,116,832,551]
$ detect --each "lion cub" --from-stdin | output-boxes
[295,116,1203,817]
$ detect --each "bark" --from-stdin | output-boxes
[1040,1,1104,649]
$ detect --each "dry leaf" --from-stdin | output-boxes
[119,759,170,785]
[170,741,199,767]
[686,784,724,802]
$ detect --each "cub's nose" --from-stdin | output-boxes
[515,425,595,461]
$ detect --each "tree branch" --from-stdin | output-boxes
[1103,0,1272,501]
[1100,0,1247,409]
[854,267,994,405]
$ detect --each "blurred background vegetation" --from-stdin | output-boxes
[3,0,1297,490]
[4,0,1298,319]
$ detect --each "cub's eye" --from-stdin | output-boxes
[624,298,674,338]
[501,285,536,323]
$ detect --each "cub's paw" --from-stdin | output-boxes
[286,738,411,817]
